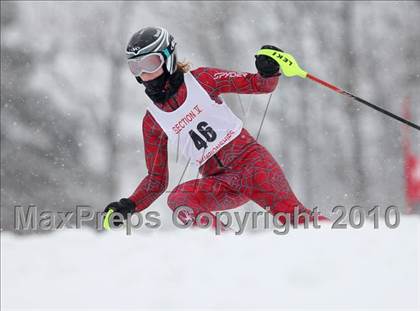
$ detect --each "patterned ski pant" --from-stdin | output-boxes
[167,143,327,226]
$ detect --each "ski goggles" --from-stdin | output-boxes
[127,53,165,76]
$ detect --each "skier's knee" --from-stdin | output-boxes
[167,192,178,211]
[167,183,201,210]
[167,193,192,216]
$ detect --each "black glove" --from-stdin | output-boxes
[104,198,136,227]
[255,45,283,78]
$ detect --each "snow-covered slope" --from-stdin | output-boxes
[1,217,419,310]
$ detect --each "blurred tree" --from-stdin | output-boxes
[341,2,367,203]
[34,2,134,200]
[295,3,313,206]
[1,2,102,231]
[102,3,134,197]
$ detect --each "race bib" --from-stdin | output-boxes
[147,72,243,166]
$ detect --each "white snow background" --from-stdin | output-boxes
[1,216,419,311]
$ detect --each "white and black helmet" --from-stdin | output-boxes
[126,26,177,75]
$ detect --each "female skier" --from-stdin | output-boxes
[104,26,327,229]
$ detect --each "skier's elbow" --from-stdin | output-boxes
[151,183,168,195]
[158,181,169,194]
[150,173,169,194]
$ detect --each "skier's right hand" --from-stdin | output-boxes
[255,45,283,78]
[103,198,136,229]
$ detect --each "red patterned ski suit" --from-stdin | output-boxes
[129,67,325,225]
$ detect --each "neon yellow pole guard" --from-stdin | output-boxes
[103,209,114,231]
[256,49,308,79]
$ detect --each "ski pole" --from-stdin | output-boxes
[256,48,420,131]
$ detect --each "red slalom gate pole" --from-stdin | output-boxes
[306,73,420,131]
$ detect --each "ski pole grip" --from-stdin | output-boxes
[103,208,114,231]
[256,49,308,78]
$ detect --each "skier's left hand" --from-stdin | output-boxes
[103,198,136,228]
[255,45,283,78]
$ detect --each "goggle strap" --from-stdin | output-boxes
[162,48,170,59]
